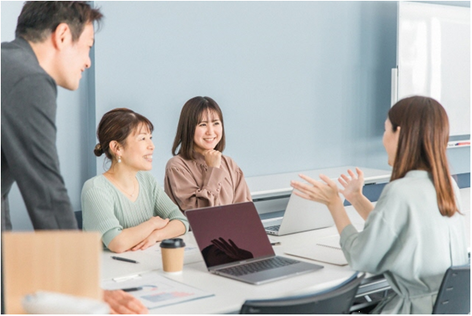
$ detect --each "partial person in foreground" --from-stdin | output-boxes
[82,108,188,253]
[1,2,147,313]
[291,96,468,314]
[164,96,252,212]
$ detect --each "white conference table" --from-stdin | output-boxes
[101,205,365,314]
[101,187,470,314]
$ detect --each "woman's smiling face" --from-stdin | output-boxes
[193,110,223,154]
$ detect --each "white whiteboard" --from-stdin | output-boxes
[397,2,470,136]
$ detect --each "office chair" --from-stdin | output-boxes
[240,272,365,314]
[74,210,83,230]
[433,264,470,314]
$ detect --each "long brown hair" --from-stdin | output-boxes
[171,96,226,160]
[388,96,457,217]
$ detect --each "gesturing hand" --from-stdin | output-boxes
[338,168,364,203]
[211,238,253,260]
[202,150,222,168]
[290,173,341,208]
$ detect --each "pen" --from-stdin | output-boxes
[448,141,470,147]
[111,256,139,264]
[120,287,143,292]
[271,242,281,246]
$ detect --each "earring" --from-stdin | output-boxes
[118,156,122,163]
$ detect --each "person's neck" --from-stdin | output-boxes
[192,147,205,160]
[193,147,204,155]
[415,162,429,172]
[104,165,138,192]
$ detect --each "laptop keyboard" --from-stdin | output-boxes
[265,224,280,232]
[218,256,299,277]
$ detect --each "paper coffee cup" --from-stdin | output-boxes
[160,238,186,274]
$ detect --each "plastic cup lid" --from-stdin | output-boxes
[160,238,186,248]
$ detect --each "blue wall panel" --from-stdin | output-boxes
[2,1,469,230]
[94,1,399,183]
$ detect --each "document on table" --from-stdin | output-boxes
[102,271,213,309]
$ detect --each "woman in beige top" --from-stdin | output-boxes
[164,96,252,212]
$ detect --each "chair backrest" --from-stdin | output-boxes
[240,273,365,314]
[2,231,101,313]
[75,210,83,229]
[433,264,470,314]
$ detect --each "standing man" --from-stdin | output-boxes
[1,2,147,313]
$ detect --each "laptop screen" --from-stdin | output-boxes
[186,202,275,269]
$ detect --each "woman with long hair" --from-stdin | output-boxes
[291,96,468,313]
[164,96,251,212]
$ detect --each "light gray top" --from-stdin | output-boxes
[81,171,189,247]
[340,170,468,314]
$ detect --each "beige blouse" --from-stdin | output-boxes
[164,153,252,212]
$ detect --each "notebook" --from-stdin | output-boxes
[185,202,323,285]
[263,192,335,236]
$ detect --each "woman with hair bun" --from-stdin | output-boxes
[291,96,468,313]
[81,108,188,253]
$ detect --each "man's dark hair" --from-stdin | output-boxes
[15,1,103,43]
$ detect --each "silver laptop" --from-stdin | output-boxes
[186,202,323,285]
[263,192,335,236]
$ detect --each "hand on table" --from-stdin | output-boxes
[131,217,169,251]
[130,232,159,251]
[103,289,148,314]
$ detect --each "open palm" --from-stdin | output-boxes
[338,168,364,203]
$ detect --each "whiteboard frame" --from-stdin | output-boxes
[395,2,470,137]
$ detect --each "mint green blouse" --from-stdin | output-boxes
[81,171,189,247]
[340,170,468,314]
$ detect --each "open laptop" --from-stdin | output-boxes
[186,202,323,285]
[263,192,335,236]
